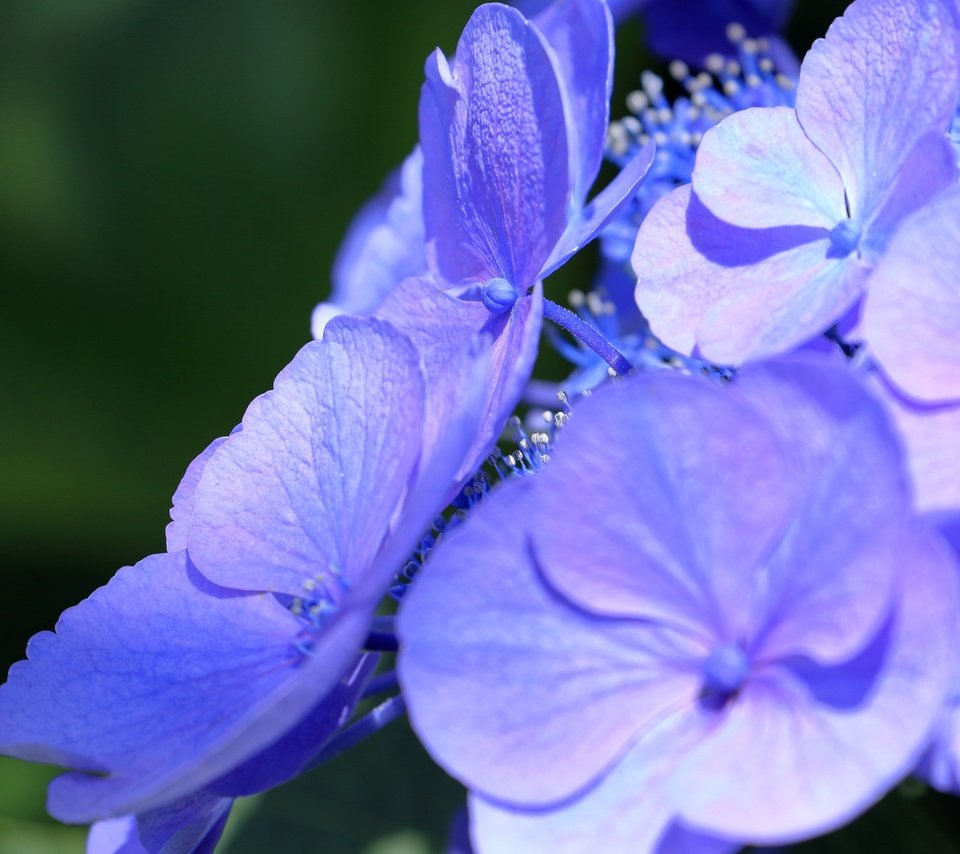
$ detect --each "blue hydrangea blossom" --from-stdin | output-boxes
[398,359,960,852]
[633,0,960,388]
[0,316,487,844]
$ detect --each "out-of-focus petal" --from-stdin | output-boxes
[320,148,427,332]
[672,528,960,844]
[88,817,143,854]
[530,372,801,643]
[865,370,960,517]
[398,480,703,809]
[860,185,960,403]
[728,358,908,664]
[693,107,845,230]
[470,709,721,854]
[135,792,232,854]
[532,0,613,204]
[644,0,795,64]
[796,0,960,222]
[419,4,571,285]
[0,552,372,821]
[188,317,425,597]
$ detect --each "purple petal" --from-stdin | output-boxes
[135,792,232,854]
[633,185,858,363]
[860,185,960,403]
[377,277,544,481]
[419,4,570,285]
[398,479,703,808]
[539,141,656,279]
[205,654,377,797]
[695,240,865,364]
[470,710,724,854]
[312,148,427,338]
[0,552,372,821]
[188,317,425,597]
[795,0,960,222]
[165,435,229,552]
[693,107,845,230]
[861,132,958,260]
[530,371,803,644]
[671,528,960,843]
[532,0,613,205]
[727,358,909,664]
[866,370,960,517]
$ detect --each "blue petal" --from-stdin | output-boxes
[0,551,372,822]
[137,792,232,854]
[531,0,613,206]
[312,148,427,338]
[539,140,655,279]
[188,317,426,597]
[165,435,229,552]
[796,0,960,223]
[377,277,543,481]
[419,4,571,286]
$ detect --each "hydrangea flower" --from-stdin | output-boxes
[398,358,960,852]
[633,0,960,392]
[0,316,487,848]
[314,2,655,453]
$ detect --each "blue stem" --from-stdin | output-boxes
[306,695,406,771]
[542,298,634,376]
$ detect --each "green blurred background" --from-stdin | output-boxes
[2,1,956,851]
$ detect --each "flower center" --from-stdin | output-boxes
[828,218,861,258]
[701,643,750,701]
[481,277,520,314]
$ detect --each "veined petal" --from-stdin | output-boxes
[693,107,845,230]
[419,4,571,286]
[188,317,425,597]
[165,436,228,552]
[532,0,613,205]
[632,185,835,360]
[796,0,960,222]
[672,528,960,844]
[398,480,703,809]
[860,185,960,403]
[0,552,373,822]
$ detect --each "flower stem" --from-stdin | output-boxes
[542,298,634,375]
[306,695,406,770]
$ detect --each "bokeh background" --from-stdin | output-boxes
[2,0,958,851]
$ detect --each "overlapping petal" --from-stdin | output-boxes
[796,0,960,222]
[399,480,703,809]
[188,318,425,598]
[692,107,845,230]
[0,552,373,822]
[672,529,960,844]
[860,185,960,403]
[420,3,571,286]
